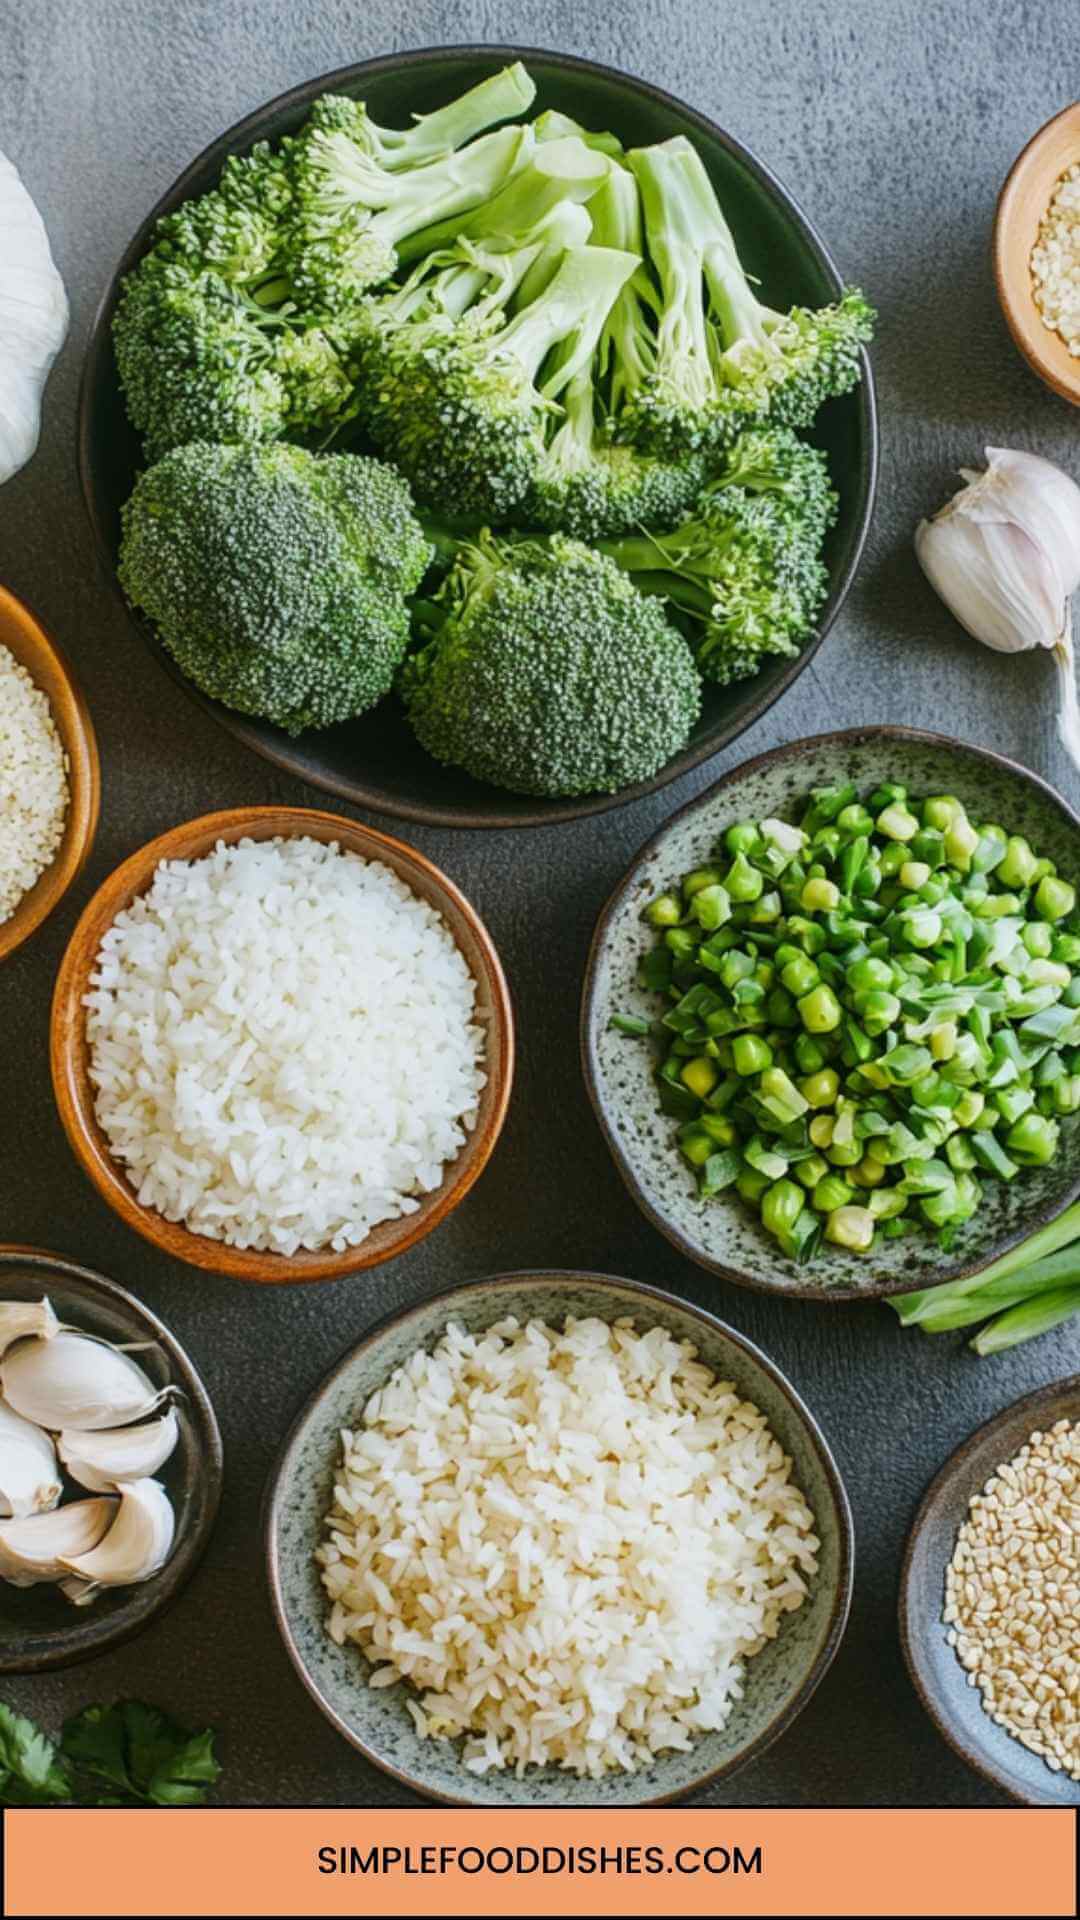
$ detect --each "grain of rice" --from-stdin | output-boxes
[318,1313,819,1779]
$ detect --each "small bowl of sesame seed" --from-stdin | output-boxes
[0,585,99,964]
[995,101,1080,407]
[900,1375,1080,1805]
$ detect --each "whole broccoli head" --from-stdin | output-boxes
[401,531,702,797]
[119,442,432,734]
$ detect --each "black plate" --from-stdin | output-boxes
[78,44,878,830]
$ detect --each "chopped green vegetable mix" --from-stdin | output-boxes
[615,781,1080,1263]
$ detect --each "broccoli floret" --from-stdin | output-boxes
[400,531,702,797]
[360,245,638,519]
[113,267,288,459]
[118,442,431,734]
[287,121,531,309]
[521,169,714,538]
[619,138,874,452]
[600,437,836,685]
[297,64,535,174]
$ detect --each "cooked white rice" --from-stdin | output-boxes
[85,836,486,1254]
[319,1314,819,1779]
[0,642,69,925]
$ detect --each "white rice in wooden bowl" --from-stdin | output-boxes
[0,642,69,925]
[318,1313,819,1779]
[84,835,487,1254]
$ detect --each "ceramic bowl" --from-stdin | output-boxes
[0,1246,222,1673]
[995,101,1080,406]
[266,1269,853,1806]
[900,1375,1080,1806]
[77,43,877,830]
[0,585,100,963]
[582,726,1080,1301]
[50,806,514,1285]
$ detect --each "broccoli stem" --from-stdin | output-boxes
[587,168,660,414]
[380,61,536,169]
[498,246,638,395]
[367,124,531,241]
[397,137,611,264]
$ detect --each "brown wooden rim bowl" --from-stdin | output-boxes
[0,584,100,963]
[994,100,1080,407]
[50,806,514,1284]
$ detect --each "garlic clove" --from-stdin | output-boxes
[60,1478,174,1587]
[0,1397,62,1519]
[0,1296,59,1359]
[59,1574,101,1608]
[0,1330,167,1431]
[58,1408,179,1492]
[915,512,1067,653]
[0,1497,116,1585]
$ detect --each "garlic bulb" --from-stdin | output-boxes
[0,151,68,483]
[0,1331,166,1431]
[0,1497,115,1585]
[0,1296,58,1358]
[58,1408,179,1492]
[0,1396,62,1519]
[60,1478,174,1589]
[915,448,1080,768]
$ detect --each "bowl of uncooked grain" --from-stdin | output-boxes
[50,807,514,1284]
[267,1270,853,1806]
[0,585,99,964]
[995,101,1080,406]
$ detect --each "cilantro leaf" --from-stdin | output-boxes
[0,1705,72,1806]
[61,1701,221,1806]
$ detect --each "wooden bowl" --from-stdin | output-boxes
[900,1375,1080,1806]
[50,807,514,1284]
[0,585,100,963]
[994,101,1080,405]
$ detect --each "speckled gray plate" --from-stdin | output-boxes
[265,1270,853,1806]
[900,1375,1080,1806]
[0,1247,223,1672]
[582,727,1080,1301]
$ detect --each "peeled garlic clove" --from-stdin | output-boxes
[0,1397,62,1519]
[0,1296,59,1358]
[61,1478,174,1587]
[58,1408,179,1492]
[0,1497,116,1585]
[0,1330,166,1431]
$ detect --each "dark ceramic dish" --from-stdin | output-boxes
[900,1375,1080,1806]
[77,43,877,831]
[582,727,1080,1300]
[266,1270,853,1806]
[0,1247,222,1673]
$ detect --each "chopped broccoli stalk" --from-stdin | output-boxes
[533,108,625,158]
[400,530,702,797]
[623,138,874,451]
[118,442,431,734]
[295,64,536,175]
[288,122,532,308]
[600,434,835,685]
[358,245,639,519]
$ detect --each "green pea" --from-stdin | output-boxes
[997,834,1039,889]
[799,1068,840,1108]
[847,955,894,993]
[723,852,764,902]
[680,1056,718,1100]
[1036,874,1076,922]
[732,1033,773,1077]
[646,892,682,928]
[781,953,821,997]
[682,866,723,899]
[1006,1111,1059,1165]
[824,1205,875,1251]
[854,988,901,1035]
[761,1178,805,1242]
[801,876,840,913]
[797,984,843,1033]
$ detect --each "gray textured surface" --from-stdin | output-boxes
[2,0,1080,1808]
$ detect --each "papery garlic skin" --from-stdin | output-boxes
[60,1477,174,1588]
[0,1396,62,1519]
[916,447,1080,771]
[0,1331,165,1431]
[58,1408,179,1492]
[0,1296,59,1359]
[0,1496,115,1585]
[0,151,69,484]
